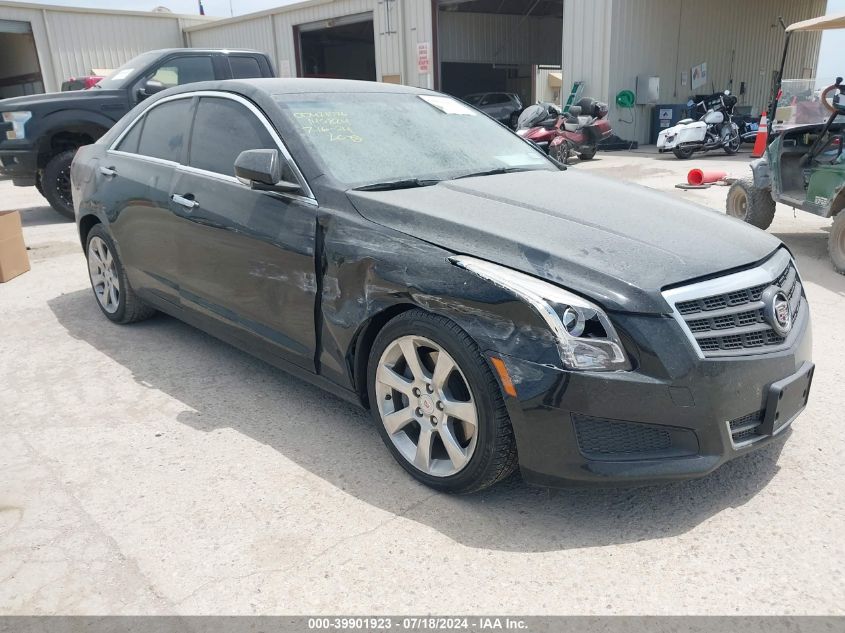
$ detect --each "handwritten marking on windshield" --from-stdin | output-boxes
[294,111,363,142]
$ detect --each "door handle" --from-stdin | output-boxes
[171,193,198,210]
[99,166,116,178]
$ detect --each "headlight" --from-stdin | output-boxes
[2,111,32,140]
[451,256,631,371]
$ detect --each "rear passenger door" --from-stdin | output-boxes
[105,96,194,306]
[172,94,318,370]
[228,55,272,79]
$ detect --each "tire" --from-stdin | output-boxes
[550,141,571,164]
[829,211,845,275]
[367,309,518,493]
[726,177,776,230]
[85,224,156,324]
[34,175,44,198]
[42,149,76,219]
[672,146,695,159]
[578,147,597,160]
[723,134,741,155]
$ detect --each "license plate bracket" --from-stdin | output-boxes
[759,362,815,436]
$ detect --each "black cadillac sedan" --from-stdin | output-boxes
[71,79,813,493]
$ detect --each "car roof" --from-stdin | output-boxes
[159,78,435,97]
[142,47,266,55]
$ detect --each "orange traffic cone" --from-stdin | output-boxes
[751,113,768,158]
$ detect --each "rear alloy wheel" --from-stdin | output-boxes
[830,211,845,275]
[726,177,776,230]
[578,147,597,160]
[673,146,695,159]
[42,149,77,219]
[85,225,156,324]
[368,310,517,493]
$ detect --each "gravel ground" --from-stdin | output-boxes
[1,147,843,615]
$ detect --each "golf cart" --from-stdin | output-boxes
[726,12,845,274]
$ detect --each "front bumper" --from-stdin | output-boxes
[494,307,813,488]
[0,147,38,186]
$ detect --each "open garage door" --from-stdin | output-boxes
[0,19,44,98]
[437,0,562,111]
[297,13,376,81]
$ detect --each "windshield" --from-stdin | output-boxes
[273,92,555,188]
[94,51,161,89]
[774,78,845,129]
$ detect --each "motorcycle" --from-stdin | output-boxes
[657,90,741,159]
[516,98,612,162]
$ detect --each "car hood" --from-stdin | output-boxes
[0,89,128,112]
[347,170,782,314]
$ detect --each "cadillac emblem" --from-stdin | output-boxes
[761,285,793,337]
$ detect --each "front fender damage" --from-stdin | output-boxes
[314,214,561,404]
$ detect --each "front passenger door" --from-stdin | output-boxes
[172,95,318,370]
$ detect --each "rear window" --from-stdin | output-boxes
[229,56,263,79]
[137,98,192,162]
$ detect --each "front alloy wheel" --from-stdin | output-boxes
[375,335,478,477]
[367,310,517,493]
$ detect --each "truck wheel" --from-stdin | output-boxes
[42,149,76,220]
[35,175,44,198]
[367,309,518,493]
[673,146,694,159]
[830,212,845,275]
[726,177,776,230]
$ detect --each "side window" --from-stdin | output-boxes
[229,56,263,79]
[488,94,510,105]
[479,94,493,106]
[188,97,275,176]
[137,98,193,162]
[149,56,214,88]
[116,117,144,154]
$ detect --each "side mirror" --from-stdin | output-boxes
[137,79,166,100]
[234,149,300,192]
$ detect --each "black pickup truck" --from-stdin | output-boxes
[0,48,274,218]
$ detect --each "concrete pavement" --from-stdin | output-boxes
[1,148,843,615]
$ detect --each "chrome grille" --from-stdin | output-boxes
[663,250,805,358]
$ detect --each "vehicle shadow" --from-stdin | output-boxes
[48,289,788,553]
[17,202,72,227]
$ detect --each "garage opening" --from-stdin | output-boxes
[0,19,44,98]
[297,13,376,81]
[437,0,562,122]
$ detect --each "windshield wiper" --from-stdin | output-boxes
[354,178,440,191]
[452,166,541,180]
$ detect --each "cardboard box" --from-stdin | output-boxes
[0,211,31,283]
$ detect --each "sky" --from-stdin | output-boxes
[8,0,845,78]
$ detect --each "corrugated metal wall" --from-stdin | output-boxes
[185,0,433,88]
[0,2,212,92]
[438,11,560,66]
[603,0,825,143]
[562,0,613,109]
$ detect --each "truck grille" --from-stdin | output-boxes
[663,250,805,358]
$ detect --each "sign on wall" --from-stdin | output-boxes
[417,42,430,74]
[691,62,708,90]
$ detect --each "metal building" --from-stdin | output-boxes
[184,0,825,143]
[1,0,828,144]
[0,1,211,96]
